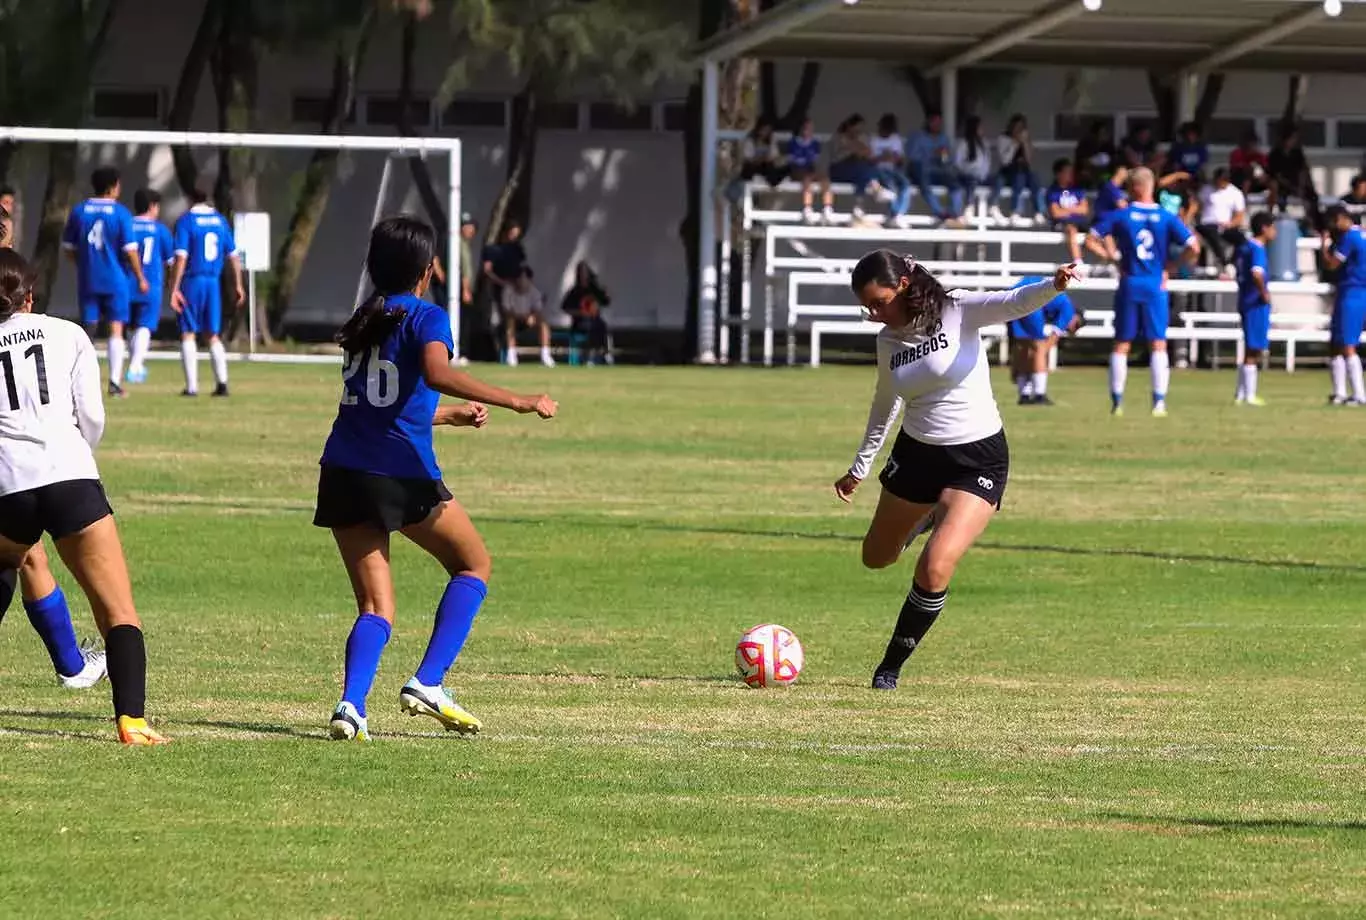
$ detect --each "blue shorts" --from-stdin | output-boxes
[178,275,221,336]
[1008,309,1049,341]
[1331,288,1366,349]
[130,295,162,331]
[1113,280,1169,343]
[80,287,130,326]
[1240,304,1271,352]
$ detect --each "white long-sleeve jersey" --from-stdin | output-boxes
[849,280,1060,480]
[0,312,104,496]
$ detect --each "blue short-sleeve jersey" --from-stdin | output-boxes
[1094,179,1127,217]
[1091,203,1193,285]
[320,294,454,481]
[174,206,239,279]
[1236,238,1270,310]
[787,136,821,169]
[1047,184,1086,213]
[62,198,136,295]
[130,217,175,298]
[1332,226,1366,289]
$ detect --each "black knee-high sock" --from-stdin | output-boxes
[0,567,15,623]
[105,624,146,719]
[876,582,947,675]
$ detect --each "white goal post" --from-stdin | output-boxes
[0,126,464,362]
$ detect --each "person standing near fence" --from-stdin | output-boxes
[1234,213,1276,407]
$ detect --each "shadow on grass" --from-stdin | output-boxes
[484,516,1366,575]
[1099,812,1366,833]
[0,708,322,742]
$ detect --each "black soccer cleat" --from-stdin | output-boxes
[212,383,230,398]
[107,382,127,399]
[871,670,899,691]
[1017,393,1035,406]
[180,388,198,398]
[1031,394,1056,406]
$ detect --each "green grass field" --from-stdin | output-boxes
[1,361,1363,919]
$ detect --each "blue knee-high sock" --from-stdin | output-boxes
[414,576,487,687]
[24,587,84,677]
[342,613,391,717]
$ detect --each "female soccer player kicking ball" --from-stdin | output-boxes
[316,217,557,742]
[834,251,1080,690]
[0,249,167,744]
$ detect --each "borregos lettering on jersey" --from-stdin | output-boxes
[889,330,951,371]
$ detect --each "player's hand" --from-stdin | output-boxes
[834,473,861,504]
[517,394,557,419]
[235,285,246,306]
[439,402,488,429]
[138,278,149,295]
[171,289,185,313]
[1053,262,1082,291]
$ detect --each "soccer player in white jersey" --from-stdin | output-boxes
[0,249,167,744]
[833,250,1080,690]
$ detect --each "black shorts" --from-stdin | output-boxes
[0,479,114,545]
[878,429,1009,508]
[312,464,452,532]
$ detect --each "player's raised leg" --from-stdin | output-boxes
[397,499,492,735]
[328,525,397,741]
[19,542,105,688]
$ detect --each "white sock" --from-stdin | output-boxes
[108,336,126,387]
[181,339,199,393]
[1108,352,1128,400]
[1350,354,1366,402]
[128,327,151,374]
[209,340,229,386]
[1330,355,1348,399]
[1150,350,1170,403]
[1241,364,1258,401]
[1031,371,1048,396]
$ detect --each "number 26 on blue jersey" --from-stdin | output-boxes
[340,347,399,408]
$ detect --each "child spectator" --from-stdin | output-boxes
[828,113,884,222]
[561,261,612,365]
[954,115,993,221]
[500,266,554,368]
[870,113,914,226]
[738,118,788,188]
[907,111,960,223]
[1047,158,1090,264]
[1230,130,1271,196]
[785,118,835,225]
[1340,174,1366,224]
[1074,120,1116,189]
[992,114,1045,224]
[1169,122,1209,183]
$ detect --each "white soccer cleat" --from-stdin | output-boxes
[505,349,519,367]
[399,679,481,735]
[329,701,369,741]
[540,351,556,368]
[58,639,107,690]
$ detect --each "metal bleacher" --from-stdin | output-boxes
[719,177,1339,368]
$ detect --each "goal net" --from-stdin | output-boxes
[0,127,463,361]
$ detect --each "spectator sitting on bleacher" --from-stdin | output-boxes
[561,260,612,365]
[992,114,1046,225]
[1074,120,1116,189]
[1169,122,1209,184]
[500,265,554,368]
[829,113,885,223]
[1268,125,1320,226]
[1196,168,1248,273]
[1155,152,1198,227]
[907,111,961,224]
[786,117,836,225]
[1229,130,1271,196]
[1047,158,1090,264]
[739,118,789,189]
[1340,174,1366,224]
[954,116,993,223]
[1120,124,1157,169]
[482,218,528,298]
[870,113,914,227]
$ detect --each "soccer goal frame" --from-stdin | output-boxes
[0,126,464,362]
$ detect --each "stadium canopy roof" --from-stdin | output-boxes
[692,0,1366,74]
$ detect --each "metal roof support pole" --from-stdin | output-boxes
[1180,6,1327,74]
[926,0,1094,78]
[697,59,720,364]
[1177,72,1199,126]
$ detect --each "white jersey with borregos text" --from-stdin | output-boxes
[849,280,1060,480]
[0,313,104,495]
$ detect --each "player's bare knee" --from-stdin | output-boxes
[915,552,956,593]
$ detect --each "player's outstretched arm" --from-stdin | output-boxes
[955,266,1081,325]
[434,402,488,428]
[420,343,556,418]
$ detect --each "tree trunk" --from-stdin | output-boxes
[31,0,122,302]
[484,80,538,246]
[266,8,375,336]
[777,62,820,131]
[1146,71,1176,141]
[166,0,222,197]
[1194,73,1225,128]
[1281,74,1309,135]
[398,12,449,248]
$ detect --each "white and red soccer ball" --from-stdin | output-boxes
[735,623,804,688]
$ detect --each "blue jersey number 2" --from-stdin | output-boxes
[340,347,399,408]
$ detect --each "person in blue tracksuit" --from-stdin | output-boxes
[1233,213,1276,406]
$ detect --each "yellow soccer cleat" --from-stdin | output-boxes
[117,716,170,746]
[399,679,481,735]
[1245,395,1267,407]
[1151,403,1169,418]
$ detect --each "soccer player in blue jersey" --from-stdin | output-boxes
[1321,204,1366,405]
[1007,276,1077,405]
[125,189,175,385]
[315,216,558,741]
[166,188,244,397]
[1234,213,1276,406]
[61,167,149,398]
[1086,167,1200,417]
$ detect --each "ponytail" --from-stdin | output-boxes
[0,249,36,322]
[335,293,406,354]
